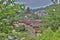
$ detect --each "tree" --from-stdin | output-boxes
[0,0,25,33]
[52,0,59,4]
[0,0,25,19]
[35,28,60,40]
[41,4,60,32]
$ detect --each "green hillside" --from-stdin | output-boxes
[35,4,60,40]
[42,4,60,32]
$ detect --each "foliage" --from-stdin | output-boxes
[0,33,8,40]
[0,0,26,38]
[0,0,25,19]
[0,0,60,40]
[41,4,60,32]
[15,25,26,32]
[0,0,15,4]
[53,28,60,40]
[0,25,13,34]
[35,28,60,40]
[38,23,48,33]
[52,0,57,4]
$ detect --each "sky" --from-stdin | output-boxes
[16,0,53,9]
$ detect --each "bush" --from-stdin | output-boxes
[15,25,26,32]
[35,28,60,40]
[41,4,60,32]
[0,26,13,34]
[0,33,8,40]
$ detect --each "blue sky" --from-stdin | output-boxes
[16,0,53,9]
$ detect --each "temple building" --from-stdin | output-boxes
[26,7,31,14]
[24,7,31,19]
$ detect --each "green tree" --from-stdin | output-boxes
[52,0,58,4]
[36,28,53,40]
[0,0,25,19]
[41,4,60,32]
[0,0,25,33]
[35,28,60,40]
